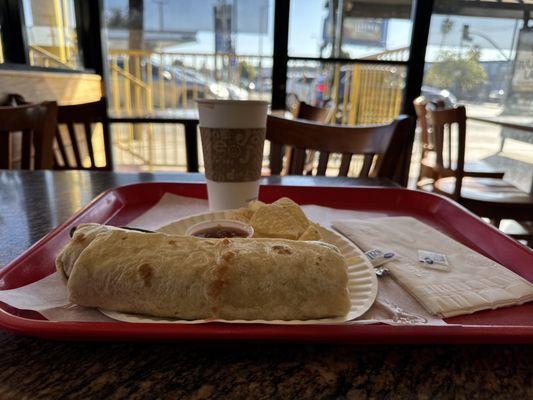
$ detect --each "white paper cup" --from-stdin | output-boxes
[197,99,269,128]
[197,100,269,211]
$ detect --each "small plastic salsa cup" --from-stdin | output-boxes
[185,219,254,239]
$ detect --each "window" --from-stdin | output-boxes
[23,0,82,69]
[101,0,274,172]
[287,0,412,125]
[287,60,405,124]
[422,0,533,191]
[102,0,274,117]
[289,0,413,60]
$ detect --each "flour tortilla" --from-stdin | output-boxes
[56,223,120,280]
[57,225,351,320]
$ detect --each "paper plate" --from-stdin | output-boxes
[101,211,378,325]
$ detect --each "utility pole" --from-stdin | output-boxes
[152,0,167,31]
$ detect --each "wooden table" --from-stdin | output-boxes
[0,170,530,399]
[468,115,533,194]
[469,114,533,137]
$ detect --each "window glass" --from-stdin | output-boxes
[103,0,274,117]
[286,1,410,127]
[287,60,405,124]
[23,0,81,69]
[285,60,405,175]
[422,0,533,191]
[289,0,412,60]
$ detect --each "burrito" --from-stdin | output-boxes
[57,224,351,320]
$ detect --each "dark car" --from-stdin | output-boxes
[286,74,328,108]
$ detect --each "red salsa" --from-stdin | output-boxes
[192,227,249,238]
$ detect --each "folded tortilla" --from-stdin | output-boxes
[57,224,351,320]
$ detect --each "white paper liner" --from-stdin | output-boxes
[0,193,447,326]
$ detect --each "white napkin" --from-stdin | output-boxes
[332,217,533,318]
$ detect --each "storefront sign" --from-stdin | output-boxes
[511,29,533,92]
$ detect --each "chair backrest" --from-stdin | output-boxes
[283,101,333,175]
[296,101,331,122]
[413,96,431,152]
[0,102,57,170]
[413,96,448,156]
[267,114,413,183]
[425,104,466,198]
[55,97,113,171]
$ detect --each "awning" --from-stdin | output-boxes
[342,0,533,20]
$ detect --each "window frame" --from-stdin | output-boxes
[272,0,434,115]
[0,0,433,116]
[0,0,101,74]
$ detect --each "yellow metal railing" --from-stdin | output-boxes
[343,64,404,125]
[108,49,404,125]
[106,49,273,170]
[29,44,77,69]
[290,60,404,126]
[107,49,270,117]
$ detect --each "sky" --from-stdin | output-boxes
[103,0,523,63]
[165,0,411,58]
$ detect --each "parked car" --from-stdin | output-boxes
[110,58,248,110]
[149,63,249,106]
[488,89,505,103]
[243,77,272,93]
[420,86,457,108]
[286,74,328,108]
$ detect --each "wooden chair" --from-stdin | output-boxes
[0,93,28,107]
[0,102,57,170]
[425,105,533,241]
[267,114,414,184]
[413,96,503,187]
[414,96,436,184]
[54,98,113,170]
[284,101,333,175]
[0,95,113,171]
[294,101,332,122]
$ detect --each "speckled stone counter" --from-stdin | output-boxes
[0,171,530,399]
[0,335,531,399]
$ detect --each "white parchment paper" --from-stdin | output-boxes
[0,193,446,325]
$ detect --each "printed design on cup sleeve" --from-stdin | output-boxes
[200,128,266,182]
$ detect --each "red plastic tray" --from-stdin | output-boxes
[1,182,532,343]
